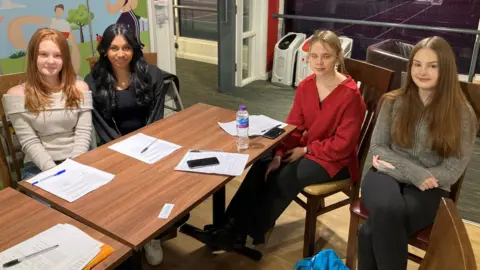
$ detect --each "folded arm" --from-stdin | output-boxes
[369,99,432,186]
[275,87,305,156]
[71,85,93,158]
[412,106,477,187]
[9,114,56,171]
[370,99,477,188]
[71,109,93,158]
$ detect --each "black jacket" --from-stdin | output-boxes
[84,64,179,145]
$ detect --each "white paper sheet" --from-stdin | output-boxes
[174,150,249,176]
[218,115,287,136]
[108,133,182,164]
[26,159,115,203]
[0,224,103,270]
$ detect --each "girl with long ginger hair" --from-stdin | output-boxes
[359,36,478,270]
[2,28,92,179]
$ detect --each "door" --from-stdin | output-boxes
[235,0,266,87]
[217,0,236,92]
[235,0,254,86]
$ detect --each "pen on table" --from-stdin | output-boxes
[2,244,59,268]
[261,124,281,133]
[190,149,224,153]
[32,170,66,186]
[141,139,157,154]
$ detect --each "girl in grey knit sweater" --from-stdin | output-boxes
[358,36,478,270]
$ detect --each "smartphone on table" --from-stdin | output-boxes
[262,127,285,139]
[187,157,220,168]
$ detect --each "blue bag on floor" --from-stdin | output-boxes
[294,249,349,270]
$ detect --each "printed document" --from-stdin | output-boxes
[108,133,182,164]
[0,224,102,270]
[175,150,249,176]
[26,159,115,203]
[218,115,287,136]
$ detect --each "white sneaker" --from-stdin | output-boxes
[144,239,163,266]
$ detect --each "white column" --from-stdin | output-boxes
[148,0,176,74]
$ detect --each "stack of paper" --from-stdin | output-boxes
[175,150,249,176]
[218,115,287,136]
[26,159,115,203]
[0,224,106,270]
[108,133,182,164]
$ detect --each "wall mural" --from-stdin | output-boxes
[104,0,150,52]
[0,0,150,77]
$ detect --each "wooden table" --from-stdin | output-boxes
[0,188,131,270]
[19,103,295,251]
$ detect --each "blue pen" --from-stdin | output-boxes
[32,170,66,186]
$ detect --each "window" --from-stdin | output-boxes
[178,0,218,41]
[284,0,479,74]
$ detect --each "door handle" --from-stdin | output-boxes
[221,0,228,23]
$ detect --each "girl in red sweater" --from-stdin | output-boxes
[183,30,366,255]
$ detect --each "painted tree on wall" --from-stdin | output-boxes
[134,0,148,18]
[66,4,94,43]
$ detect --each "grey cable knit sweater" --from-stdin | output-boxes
[369,97,477,192]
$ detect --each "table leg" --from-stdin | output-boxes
[212,186,226,226]
[179,186,263,261]
[180,186,226,235]
[115,249,142,270]
[132,249,143,270]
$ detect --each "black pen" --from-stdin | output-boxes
[3,244,59,268]
[141,139,157,154]
[190,149,224,153]
[261,124,281,133]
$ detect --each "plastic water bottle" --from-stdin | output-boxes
[236,105,249,150]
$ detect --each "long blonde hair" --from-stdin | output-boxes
[308,30,346,73]
[382,36,477,157]
[25,28,81,114]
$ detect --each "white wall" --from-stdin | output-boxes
[175,37,251,68]
[176,37,218,65]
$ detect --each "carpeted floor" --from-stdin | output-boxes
[175,57,480,224]
[175,58,295,121]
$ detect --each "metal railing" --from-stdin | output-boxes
[273,14,480,82]
[172,5,217,12]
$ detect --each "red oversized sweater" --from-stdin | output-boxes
[275,74,366,182]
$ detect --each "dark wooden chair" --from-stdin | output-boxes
[0,73,26,188]
[460,81,480,129]
[295,58,393,257]
[419,198,477,270]
[345,80,480,269]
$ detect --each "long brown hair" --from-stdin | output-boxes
[25,28,81,113]
[308,30,346,73]
[382,36,477,157]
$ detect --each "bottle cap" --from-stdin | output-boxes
[239,105,247,110]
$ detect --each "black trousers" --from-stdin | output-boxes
[358,168,449,270]
[225,155,349,244]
